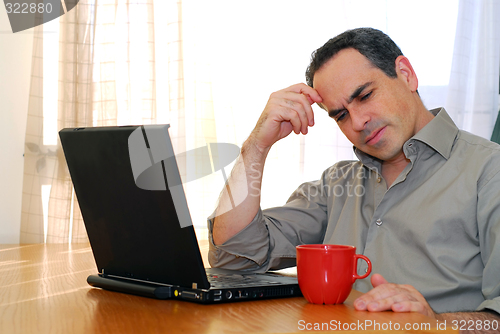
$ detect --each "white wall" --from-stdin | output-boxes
[0,10,33,243]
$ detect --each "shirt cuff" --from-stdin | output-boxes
[207,208,271,272]
[476,298,500,315]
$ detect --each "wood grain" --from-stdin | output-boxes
[0,243,457,334]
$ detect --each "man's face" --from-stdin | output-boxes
[313,48,421,163]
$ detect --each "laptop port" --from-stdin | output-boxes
[213,296,222,302]
[236,290,248,299]
[181,291,199,300]
[225,290,233,299]
[213,290,222,296]
[251,291,264,298]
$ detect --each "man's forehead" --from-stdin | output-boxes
[313,49,376,82]
[313,54,378,110]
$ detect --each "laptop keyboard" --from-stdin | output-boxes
[207,273,284,288]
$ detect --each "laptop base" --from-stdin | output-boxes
[87,274,172,299]
[87,272,302,303]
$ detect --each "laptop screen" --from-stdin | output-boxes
[59,125,210,289]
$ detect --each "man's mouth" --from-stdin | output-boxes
[365,126,386,145]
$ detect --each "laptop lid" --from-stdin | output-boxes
[59,125,211,290]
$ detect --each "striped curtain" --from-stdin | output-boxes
[20,0,158,243]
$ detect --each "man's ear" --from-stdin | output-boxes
[395,55,418,92]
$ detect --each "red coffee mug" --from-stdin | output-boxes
[296,244,371,304]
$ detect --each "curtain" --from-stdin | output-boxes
[20,0,158,243]
[445,0,500,139]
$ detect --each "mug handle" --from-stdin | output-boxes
[352,254,372,282]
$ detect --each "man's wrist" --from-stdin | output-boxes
[435,310,500,322]
[242,136,271,161]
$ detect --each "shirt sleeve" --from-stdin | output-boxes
[475,163,500,315]
[207,168,332,272]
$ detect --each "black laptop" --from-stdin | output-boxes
[59,124,300,303]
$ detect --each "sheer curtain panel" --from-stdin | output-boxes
[446,0,500,139]
[20,0,157,243]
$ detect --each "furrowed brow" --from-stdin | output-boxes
[347,82,373,104]
[328,108,346,119]
[324,81,373,119]
[318,102,341,118]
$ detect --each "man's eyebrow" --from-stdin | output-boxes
[347,82,373,104]
[328,107,346,119]
[326,82,373,119]
[317,102,339,117]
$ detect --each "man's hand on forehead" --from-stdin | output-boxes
[249,83,323,153]
[300,86,322,106]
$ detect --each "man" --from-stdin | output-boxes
[208,28,500,326]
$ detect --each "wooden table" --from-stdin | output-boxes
[0,243,457,333]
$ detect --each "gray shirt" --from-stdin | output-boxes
[207,108,500,314]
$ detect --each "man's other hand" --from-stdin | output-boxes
[354,273,436,319]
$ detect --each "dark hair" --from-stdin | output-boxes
[305,28,403,87]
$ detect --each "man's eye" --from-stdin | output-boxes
[360,92,372,101]
[336,111,348,122]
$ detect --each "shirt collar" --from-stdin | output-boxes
[354,107,459,167]
[410,107,458,159]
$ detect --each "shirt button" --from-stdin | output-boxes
[377,176,381,183]
[376,219,382,226]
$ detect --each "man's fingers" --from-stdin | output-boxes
[299,87,319,126]
[392,301,435,318]
[371,273,389,288]
[280,109,303,135]
[393,301,419,312]
[252,83,322,150]
[304,94,314,105]
[300,94,315,127]
[354,277,406,310]
[366,293,413,312]
[277,83,322,131]
[279,91,314,134]
[353,279,436,319]
[356,282,398,305]
[287,83,323,104]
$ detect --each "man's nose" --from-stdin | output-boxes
[350,108,370,132]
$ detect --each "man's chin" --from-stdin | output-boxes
[360,146,404,162]
[378,150,407,163]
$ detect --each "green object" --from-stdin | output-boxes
[491,110,500,144]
